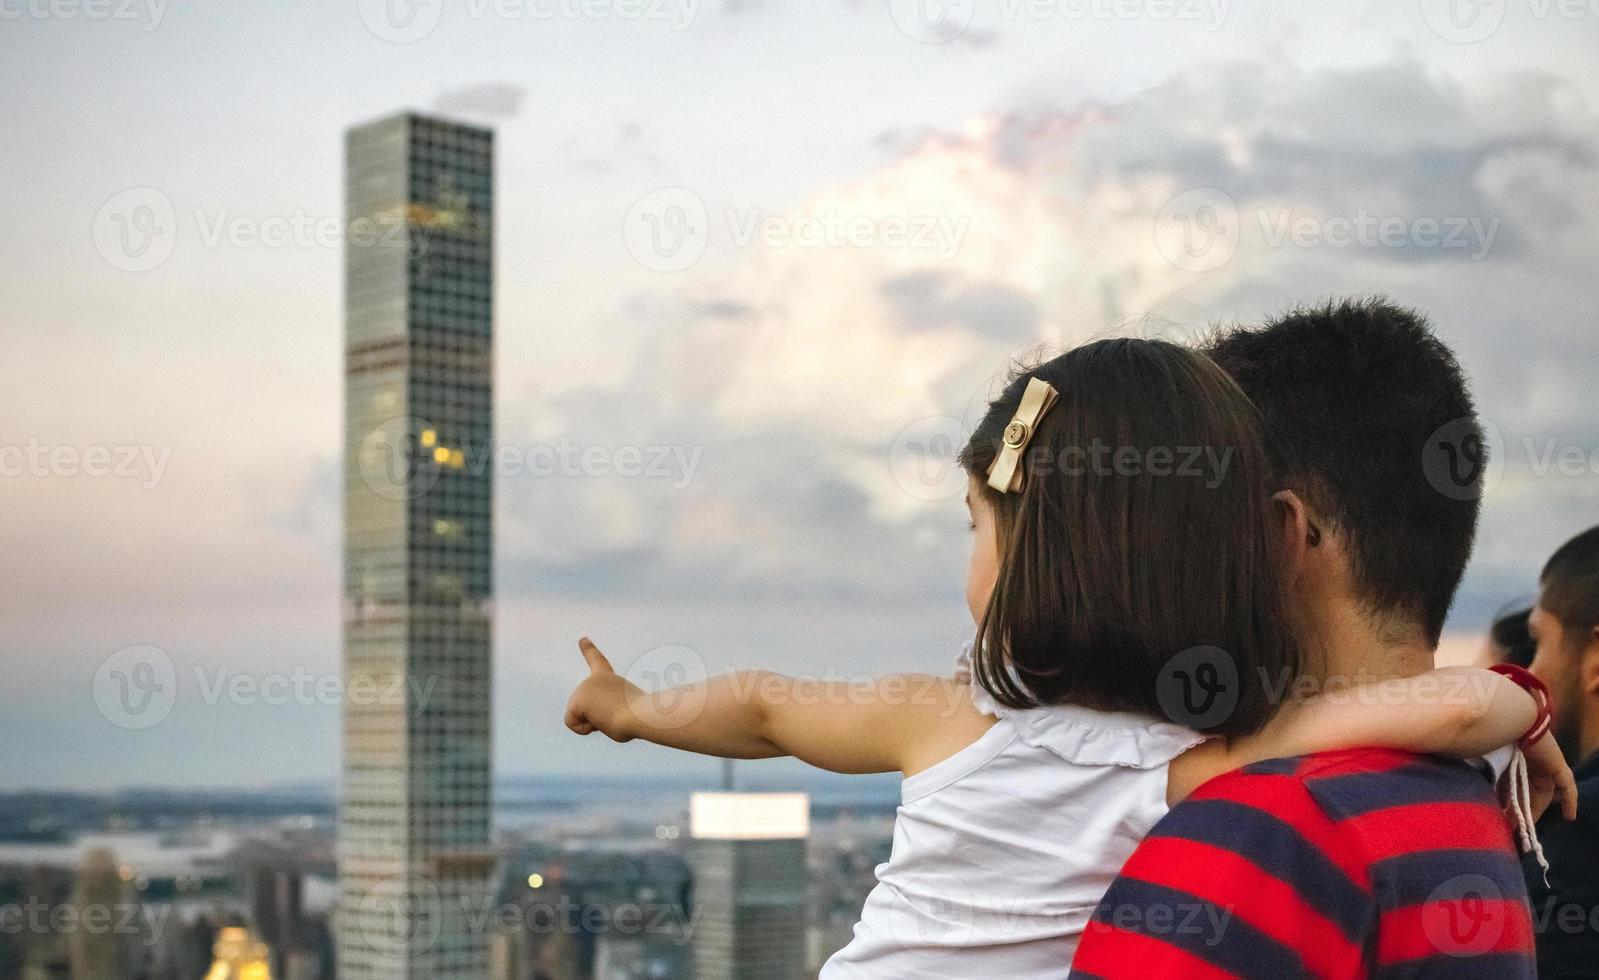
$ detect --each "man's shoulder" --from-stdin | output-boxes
[1194,747,1534,956]
[1188,748,1512,857]
[1076,748,1537,978]
[1193,748,1498,815]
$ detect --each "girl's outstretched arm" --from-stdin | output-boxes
[1172,667,1578,819]
[563,637,994,776]
[1253,667,1538,759]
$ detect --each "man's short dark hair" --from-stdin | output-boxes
[1204,298,1482,646]
[1541,525,1599,638]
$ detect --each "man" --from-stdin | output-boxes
[1526,525,1599,979]
[1070,299,1537,978]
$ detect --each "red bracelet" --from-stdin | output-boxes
[1488,663,1554,750]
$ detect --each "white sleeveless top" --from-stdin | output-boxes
[821,646,1205,979]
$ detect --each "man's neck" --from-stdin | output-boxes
[1309,602,1434,685]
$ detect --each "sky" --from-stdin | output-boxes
[2,0,1598,789]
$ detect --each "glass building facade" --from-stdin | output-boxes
[689,794,810,980]
[340,112,494,980]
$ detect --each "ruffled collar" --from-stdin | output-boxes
[955,641,1207,770]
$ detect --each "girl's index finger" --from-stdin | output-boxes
[578,636,615,675]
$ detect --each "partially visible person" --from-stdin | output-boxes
[1072,299,1550,979]
[562,338,1562,979]
[1526,525,1599,980]
[1490,604,1538,669]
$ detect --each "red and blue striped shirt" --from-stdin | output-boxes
[1070,748,1536,979]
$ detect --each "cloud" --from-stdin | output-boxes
[564,121,669,176]
[433,82,528,120]
[881,271,1039,338]
[494,55,1599,629]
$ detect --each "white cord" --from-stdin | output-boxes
[1507,747,1550,882]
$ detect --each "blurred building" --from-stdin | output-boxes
[490,842,692,980]
[0,830,243,980]
[805,816,891,972]
[339,111,496,980]
[235,835,336,980]
[203,926,272,980]
[688,793,809,980]
[67,847,127,980]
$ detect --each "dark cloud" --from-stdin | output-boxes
[433,82,528,120]
[881,271,1038,338]
[694,299,757,320]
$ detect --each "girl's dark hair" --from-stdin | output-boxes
[959,338,1300,736]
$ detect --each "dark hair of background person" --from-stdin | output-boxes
[1542,525,1599,641]
[1489,605,1536,668]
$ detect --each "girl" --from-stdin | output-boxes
[564,339,1573,978]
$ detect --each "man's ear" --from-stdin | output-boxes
[1271,490,1315,573]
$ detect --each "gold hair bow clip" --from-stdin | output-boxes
[986,377,1059,493]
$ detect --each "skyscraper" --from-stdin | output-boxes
[69,848,128,980]
[689,792,810,980]
[340,112,495,980]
